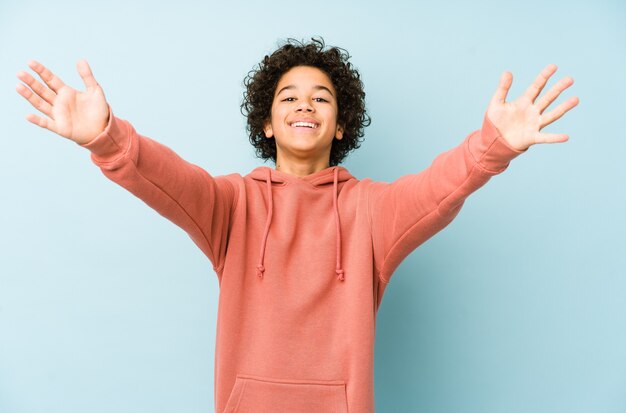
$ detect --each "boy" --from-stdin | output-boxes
[16,37,578,412]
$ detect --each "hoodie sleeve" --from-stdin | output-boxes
[368,112,527,284]
[79,106,236,274]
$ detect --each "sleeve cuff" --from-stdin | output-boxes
[468,111,528,174]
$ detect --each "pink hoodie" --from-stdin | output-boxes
[80,107,525,412]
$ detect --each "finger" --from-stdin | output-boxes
[535,76,575,114]
[77,59,99,91]
[534,132,569,144]
[539,96,580,128]
[15,82,54,119]
[490,71,513,106]
[27,60,66,94]
[16,70,57,105]
[24,112,57,134]
[522,64,558,103]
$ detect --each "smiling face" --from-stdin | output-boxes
[263,65,343,167]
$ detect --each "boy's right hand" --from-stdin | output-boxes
[16,59,110,145]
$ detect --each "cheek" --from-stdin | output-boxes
[270,105,286,123]
[327,108,340,125]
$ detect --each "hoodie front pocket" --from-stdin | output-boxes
[222,374,348,413]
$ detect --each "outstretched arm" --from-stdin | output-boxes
[16,60,237,275]
[369,64,579,286]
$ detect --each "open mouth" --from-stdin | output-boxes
[290,121,319,129]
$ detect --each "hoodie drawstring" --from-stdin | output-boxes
[255,166,344,282]
[333,167,345,281]
[256,167,273,278]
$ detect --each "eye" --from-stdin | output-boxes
[282,97,296,102]
[314,98,328,102]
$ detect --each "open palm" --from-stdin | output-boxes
[16,59,109,145]
[487,64,580,151]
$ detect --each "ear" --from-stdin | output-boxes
[335,123,344,140]
[263,119,274,138]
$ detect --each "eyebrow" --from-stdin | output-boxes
[276,84,334,97]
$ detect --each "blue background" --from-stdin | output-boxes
[1,0,625,412]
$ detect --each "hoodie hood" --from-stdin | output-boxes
[247,165,355,282]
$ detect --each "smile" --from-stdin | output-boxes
[289,121,319,129]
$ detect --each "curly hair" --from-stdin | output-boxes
[240,37,371,167]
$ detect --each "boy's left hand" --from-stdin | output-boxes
[487,64,579,151]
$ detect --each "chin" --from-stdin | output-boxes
[281,139,322,151]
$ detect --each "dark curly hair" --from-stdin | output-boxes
[240,37,371,167]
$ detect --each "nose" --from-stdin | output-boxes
[295,100,314,112]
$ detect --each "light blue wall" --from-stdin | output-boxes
[1,0,624,412]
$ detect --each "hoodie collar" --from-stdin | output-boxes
[247,165,355,282]
[248,165,354,186]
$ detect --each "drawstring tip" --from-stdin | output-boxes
[256,264,265,278]
[336,269,344,281]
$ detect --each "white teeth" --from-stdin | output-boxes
[291,121,318,128]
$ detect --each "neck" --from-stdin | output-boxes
[274,153,332,178]
[275,162,332,178]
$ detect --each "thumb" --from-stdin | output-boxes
[489,71,513,108]
[77,59,99,92]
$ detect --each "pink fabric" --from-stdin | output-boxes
[81,107,525,412]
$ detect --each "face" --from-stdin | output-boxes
[263,65,343,163]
